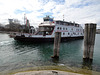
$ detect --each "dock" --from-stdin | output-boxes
[13,70,83,75]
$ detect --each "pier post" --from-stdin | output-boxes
[83,23,96,61]
[51,32,61,58]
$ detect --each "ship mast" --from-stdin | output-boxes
[24,14,26,25]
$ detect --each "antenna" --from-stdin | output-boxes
[24,14,26,25]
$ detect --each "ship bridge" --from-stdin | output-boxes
[39,16,55,26]
[43,15,53,22]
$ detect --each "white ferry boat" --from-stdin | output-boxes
[14,16,84,42]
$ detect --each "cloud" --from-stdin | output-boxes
[0,0,100,28]
[52,0,100,28]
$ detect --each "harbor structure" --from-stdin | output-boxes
[52,32,61,58]
[83,23,96,61]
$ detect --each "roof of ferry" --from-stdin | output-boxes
[55,20,80,25]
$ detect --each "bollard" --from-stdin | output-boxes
[83,23,96,61]
[51,32,61,58]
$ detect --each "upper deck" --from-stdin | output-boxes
[39,16,81,28]
[55,20,80,27]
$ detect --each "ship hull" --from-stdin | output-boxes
[14,36,84,43]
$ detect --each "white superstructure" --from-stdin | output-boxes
[35,16,84,38]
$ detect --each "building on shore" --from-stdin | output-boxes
[0,24,4,31]
[96,29,100,34]
[4,18,35,33]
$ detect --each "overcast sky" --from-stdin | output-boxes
[0,0,100,28]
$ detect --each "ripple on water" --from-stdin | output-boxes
[0,40,13,46]
[0,34,100,74]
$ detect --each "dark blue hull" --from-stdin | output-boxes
[14,36,84,43]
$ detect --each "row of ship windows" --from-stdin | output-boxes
[57,27,81,31]
[61,32,83,35]
[57,27,68,30]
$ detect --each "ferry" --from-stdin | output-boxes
[14,16,84,42]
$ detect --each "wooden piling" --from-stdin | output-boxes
[51,32,61,58]
[83,23,96,61]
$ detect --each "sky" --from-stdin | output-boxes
[0,0,100,28]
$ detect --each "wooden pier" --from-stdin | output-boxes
[51,32,61,58]
[83,23,96,62]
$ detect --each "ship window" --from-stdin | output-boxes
[57,27,59,29]
[44,19,49,21]
[68,33,70,35]
[63,33,65,35]
[73,32,76,35]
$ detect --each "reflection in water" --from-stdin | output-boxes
[82,58,93,70]
[52,57,59,65]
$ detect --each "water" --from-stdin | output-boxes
[0,33,100,73]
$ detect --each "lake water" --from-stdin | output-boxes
[0,33,100,73]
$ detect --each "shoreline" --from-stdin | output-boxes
[1,66,100,75]
[13,70,84,75]
[0,31,11,34]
